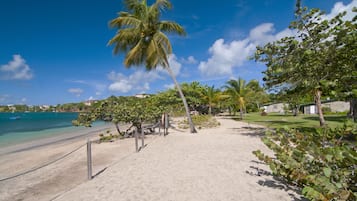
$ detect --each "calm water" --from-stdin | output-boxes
[0,112,87,147]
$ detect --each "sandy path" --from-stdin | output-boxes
[48,117,303,201]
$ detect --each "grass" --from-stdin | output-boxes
[240,112,355,131]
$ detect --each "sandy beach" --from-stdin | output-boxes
[0,117,304,201]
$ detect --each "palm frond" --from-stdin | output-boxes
[109,16,142,29]
[124,39,146,67]
[159,21,186,36]
[108,28,141,54]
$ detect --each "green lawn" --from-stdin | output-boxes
[239,112,354,131]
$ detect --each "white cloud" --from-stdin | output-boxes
[21,98,27,103]
[198,38,256,76]
[198,23,292,77]
[0,54,33,80]
[181,56,198,64]
[198,0,354,77]
[108,70,161,93]
[156,54,182,77]
[323,1,357,21]
[68,88,83,97]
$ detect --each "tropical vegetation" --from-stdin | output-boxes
[252,1,357,200]
[107,0,197,133]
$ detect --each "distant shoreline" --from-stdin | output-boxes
[0,123,116,156]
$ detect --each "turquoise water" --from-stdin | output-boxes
[0,112,100,147]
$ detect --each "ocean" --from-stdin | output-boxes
[0,112,97,147]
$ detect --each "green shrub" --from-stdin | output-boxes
[322,107,332,114]
[179,115,220,129]
[253,123,357,200]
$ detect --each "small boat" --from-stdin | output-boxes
[9,116,21,120]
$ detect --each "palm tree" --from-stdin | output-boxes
[108,0,197,133]
[202,85,220,115]
[224,78,249,120]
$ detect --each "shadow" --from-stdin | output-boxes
[246,166,307,201]
[303,115,347,123]
[254,120,305,126]
[138,144,148,152]
[229,127,266,137]
[250,160,267,165]
[92,167,107,179]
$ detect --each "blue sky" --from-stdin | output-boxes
[0,0,356,105]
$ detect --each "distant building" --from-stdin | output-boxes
[302,100,349,114]
[134,94,151,98]
[263,103,286,113]
[40,105,50,110]
[84,100,97,106]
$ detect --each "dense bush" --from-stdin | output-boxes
[179,115,220,129]
[253,122,356,200]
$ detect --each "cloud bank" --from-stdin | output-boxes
[68,88,83,97]
[0,54,33,80]
[198,1,355,77]
[108,54,183,94]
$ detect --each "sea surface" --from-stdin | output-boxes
[0,112,100,147]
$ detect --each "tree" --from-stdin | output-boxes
[254,1,356,126]
[180,81,206,112]
[224,78,250,120]
[108,0,197,133]
[201,85,221,115]
[73,96,165,135]
[245,80,270,112]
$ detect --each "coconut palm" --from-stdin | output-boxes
[108,0,197,133]
[224,78,249,120]
[202,85,220,115]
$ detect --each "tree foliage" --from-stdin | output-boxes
[253,124,357,200]
[254,1,357,125]
[73,96,165,135]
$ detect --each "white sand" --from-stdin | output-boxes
[0,117,303,201]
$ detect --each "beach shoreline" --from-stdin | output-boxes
[0,123,116,156]
[0,117,303,201]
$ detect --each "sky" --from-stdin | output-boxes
[0,0,356,105]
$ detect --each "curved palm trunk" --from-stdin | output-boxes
[166,66,197,133]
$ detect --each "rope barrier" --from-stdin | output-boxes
[0,143,87,182]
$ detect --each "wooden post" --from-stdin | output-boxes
[141,123,144,148]
[164,113,169,136]
[135,128,139,152]
[87,139,92,180]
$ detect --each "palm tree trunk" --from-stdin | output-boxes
[314,89,326,126]
[240,105,243,120]
[208,105,212,115]
[166,66,197,133]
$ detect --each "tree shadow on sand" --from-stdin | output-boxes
[229,126,266,137]
[246,164,308,201]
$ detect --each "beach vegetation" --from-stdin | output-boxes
[253,124,357,201]
[108,0,197,133]
[252,1,357,200]
[73,96,166,136]
[223,78,251,120]
[253,0,357,126]
[179,115,220,129]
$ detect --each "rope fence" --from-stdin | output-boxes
[0,115,171,182]
[0,142,87,182]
